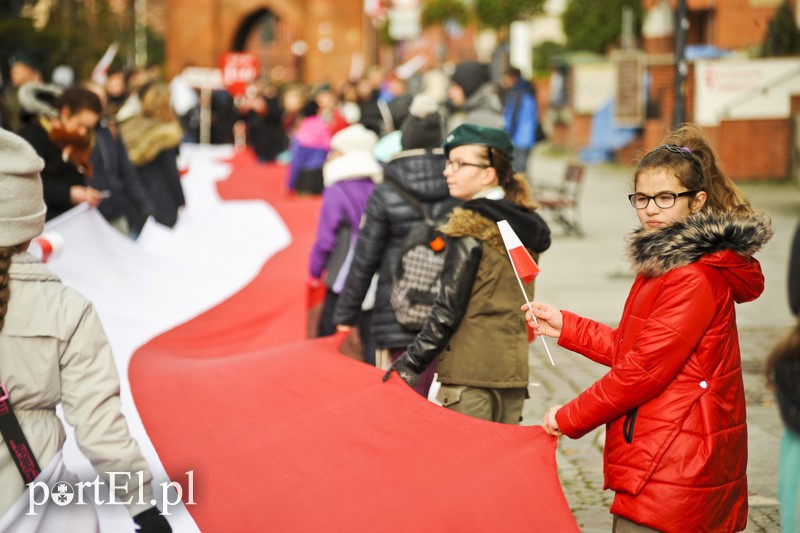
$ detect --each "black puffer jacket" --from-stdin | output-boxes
[333,148,461,349]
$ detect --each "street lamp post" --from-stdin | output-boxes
[673,0,687,127]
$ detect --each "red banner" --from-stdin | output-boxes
[220,52,259,97]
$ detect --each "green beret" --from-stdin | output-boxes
[442,123,514,161]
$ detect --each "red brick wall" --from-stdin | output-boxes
[614,118,790,181]
[166,0,367,84]
[642,0,780,50]
[718,119,791,180]
[715,0,779,50]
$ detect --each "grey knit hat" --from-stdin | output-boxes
[0,128,46,246]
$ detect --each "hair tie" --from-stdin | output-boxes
[648,144,704,185]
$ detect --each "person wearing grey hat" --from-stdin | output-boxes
[446,60,504,133]
[0,128,171,532]
[384,122,551,423]
[400,93,444,151]
[0,128,47,246]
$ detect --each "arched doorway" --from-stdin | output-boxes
[231,7,300,84]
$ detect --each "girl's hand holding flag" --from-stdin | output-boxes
[497,220,556,365]
[521,301,563,339]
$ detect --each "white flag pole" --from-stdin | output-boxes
[506,254,556,366]
[498,221,555,366]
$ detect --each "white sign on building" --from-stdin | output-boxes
[694,58,800,126]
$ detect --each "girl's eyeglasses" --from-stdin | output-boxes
[445,159,489,172]
[628,191,697,209]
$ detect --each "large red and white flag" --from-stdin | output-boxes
[39,148,575,531]
[497,220,539,284]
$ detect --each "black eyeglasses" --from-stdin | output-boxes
[445,159,489,172]
[628,191,698,209]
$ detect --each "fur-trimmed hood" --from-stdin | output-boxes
[119,116,183,166]
[626,210,772,297]
[441,198,551,256]
[17,82,62,118]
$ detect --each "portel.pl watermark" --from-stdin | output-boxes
[27,471,196,516]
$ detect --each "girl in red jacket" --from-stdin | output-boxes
[525,123,772,532]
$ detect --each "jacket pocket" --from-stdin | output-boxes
[436,385,466,407]
[623,407,638,444]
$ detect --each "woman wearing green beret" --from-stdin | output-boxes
[385,123,551,423]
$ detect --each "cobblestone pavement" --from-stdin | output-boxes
[518,149,800,532]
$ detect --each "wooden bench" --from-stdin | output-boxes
[533,164,586,236]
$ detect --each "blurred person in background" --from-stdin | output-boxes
[309,124,382,362]
[281,83,309,138]
[446,60,503,132]
[17,84,104,220]
[335,94,460,396]
[765,220,800,533]
[119,83,185,228]
[0,51,44,133]
[235,81,286,162]
[84,81,156,238]
[501,67,539,176]
[169,65,200,144]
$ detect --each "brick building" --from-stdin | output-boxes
[164,0,370,85]
[163,0,481,86]
[551,0,798,181]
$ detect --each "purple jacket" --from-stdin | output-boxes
[309,177,375,292]
[287,116,332,191]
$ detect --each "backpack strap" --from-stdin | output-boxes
[382,181,440,283]
[0,383,41,484]
[385,181,433,224]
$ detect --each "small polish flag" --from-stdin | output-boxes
[497,220,554,366]
[497,220,539,284]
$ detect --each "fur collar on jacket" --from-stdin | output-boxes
[441,207,506,254]
[441,198,550,256]
[119,116,183,166]
[626,209,773,278]
[17,82,61,118]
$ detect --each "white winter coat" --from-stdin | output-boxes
[0,252,154,519]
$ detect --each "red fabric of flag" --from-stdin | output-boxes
[497,220,540,285]
[129,155,578,532]
[509,245,539,284]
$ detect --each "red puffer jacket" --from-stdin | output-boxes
[555,210,772,533]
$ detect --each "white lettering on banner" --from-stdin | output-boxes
[221,53,259,91]
[26,470,196,516]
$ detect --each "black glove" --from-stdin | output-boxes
[382,352,422,388]
[133,507,172,533]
